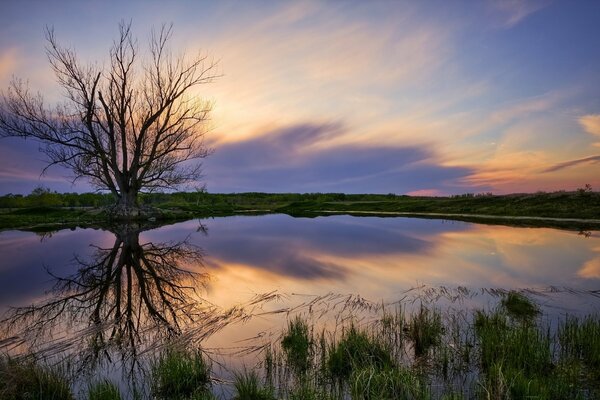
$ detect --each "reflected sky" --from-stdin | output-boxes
[2,215,599,314]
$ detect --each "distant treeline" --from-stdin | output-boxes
[0,188,402,209]
[1,187,599,220]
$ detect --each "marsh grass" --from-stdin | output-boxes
[88,379,122,400]
[501,291,539,321]
[151,347,212,400]
[0,356,73,400]
[233,370,275,400]
[349,366,429,400]
[326,325,394,381]
[3,291,600,399]
[281,316,313,375]
[408,305,443,358]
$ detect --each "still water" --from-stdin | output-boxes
[1,214,599,396]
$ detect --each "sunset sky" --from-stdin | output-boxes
[1,0,599,195]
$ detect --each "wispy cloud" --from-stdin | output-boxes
[543,155,600,173]
[487,0,550,28]
[579,114,600,147]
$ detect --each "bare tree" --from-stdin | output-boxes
[0,22,218,218]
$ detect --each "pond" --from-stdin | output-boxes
[1,214,599,398]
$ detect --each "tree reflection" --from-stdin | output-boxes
[2,222,209,377]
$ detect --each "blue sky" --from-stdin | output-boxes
[1,0,599,194]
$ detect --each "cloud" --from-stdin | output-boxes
[487,0,549,28]
[543,155,600,173]
[579,114,600,146]
[203,122,475,194]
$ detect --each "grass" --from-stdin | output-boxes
[349,366,430,400]
[500,291,539,321]
[87,379,122,400]
[0,356,73,400]
[2,295,600,399]
[233,370,275,400]
[326,325,395,381]
[407,305,443,357]
[151,347,212,400]
[281,316,313,374]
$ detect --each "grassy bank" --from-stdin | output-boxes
[2,293,599,399]
[1,190,600,231]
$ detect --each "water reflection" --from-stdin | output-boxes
[1,222,208,378]
[1,215,600,396]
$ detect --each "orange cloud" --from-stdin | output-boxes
[579,114,600,147]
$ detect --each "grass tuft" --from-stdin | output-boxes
[501,291,539,321]
[0,356,73,400]
[151,347,212,400]
[233,370,275,400]
[327,325,394,381]
[88,379,122,400]
[349,366,429,400]
[281,316,312,374]
[407,306,443,357]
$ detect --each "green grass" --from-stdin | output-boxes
[407,305,443,357]
[326,325,395,381]
[151,348,212,400]
[501,291,539,321]
[233,370,275,400]
[87,379,122,400]
[3,296,600,399]
[281,316,313,374]
[0,356,73,400]
[349,366,430,400]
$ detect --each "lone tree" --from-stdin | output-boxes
[0,22,218,218]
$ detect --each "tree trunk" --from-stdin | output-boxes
[112,190,140,219]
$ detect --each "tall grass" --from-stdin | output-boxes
[87,379,122,400]
[407,305,443,357]
[281,316,313,374]
[326,325,394,381]
[151,347,212,400]
[233,370,275,400]
[0,356,73,400]
[349,366,429,400]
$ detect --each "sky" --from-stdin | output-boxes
[0,0,599,195]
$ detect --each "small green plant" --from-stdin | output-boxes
[88,379,122,400]
[327,325,394,381]
[501,291,539,321]
[151,348,212,400]
[281,316,312,374]
[407,305,443,357]
[349,366,429,400]
[0,356,73,400]
[233,370,275,400]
